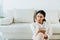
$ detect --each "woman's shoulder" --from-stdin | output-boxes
[43,21,49,25]
[31,22,36,26]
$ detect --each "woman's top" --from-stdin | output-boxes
[31,22,52,39]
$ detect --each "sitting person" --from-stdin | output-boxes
[31,10,52,40]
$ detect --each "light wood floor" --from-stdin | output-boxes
[9,39,60,40]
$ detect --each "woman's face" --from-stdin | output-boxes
[36,13,45,23]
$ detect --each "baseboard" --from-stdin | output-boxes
[50,39,60,40]
[9,39,32,40]
[9,39,60,40]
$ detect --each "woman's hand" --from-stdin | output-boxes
[44,34,48,39]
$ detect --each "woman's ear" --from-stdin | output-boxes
[34,15,37,22]
[35,19,36,22]
[34,19,36,22]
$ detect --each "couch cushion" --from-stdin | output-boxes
[13,9,35,23]
[46,10,59,24]
[0,23,32,39]
[51,23,60,33]
[0,23,32,34]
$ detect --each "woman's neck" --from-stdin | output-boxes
[39,21,43,24]
[36,21,43,24]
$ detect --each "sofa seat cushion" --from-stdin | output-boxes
[0,23,60,39]
[51,23,60,33]
[0,23,32,34]
[0,23,32,39]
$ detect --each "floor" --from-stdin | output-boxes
[9,39,60,40]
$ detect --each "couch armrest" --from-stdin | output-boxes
[0,17,13,25]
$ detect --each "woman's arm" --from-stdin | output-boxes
[35,28,46,36]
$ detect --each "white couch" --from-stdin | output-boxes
[0,9,60,40]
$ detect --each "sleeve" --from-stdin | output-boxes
[30,23,39,35]
[46,23,53,39]
[30,23,35,34]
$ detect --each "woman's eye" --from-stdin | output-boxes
[40,16,42,18]
[37,16,42,18]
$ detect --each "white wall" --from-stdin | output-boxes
[2,0,60,17]
[0,0,3,16]
[3,0,60,9]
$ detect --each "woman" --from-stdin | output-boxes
[31,10,52,40]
